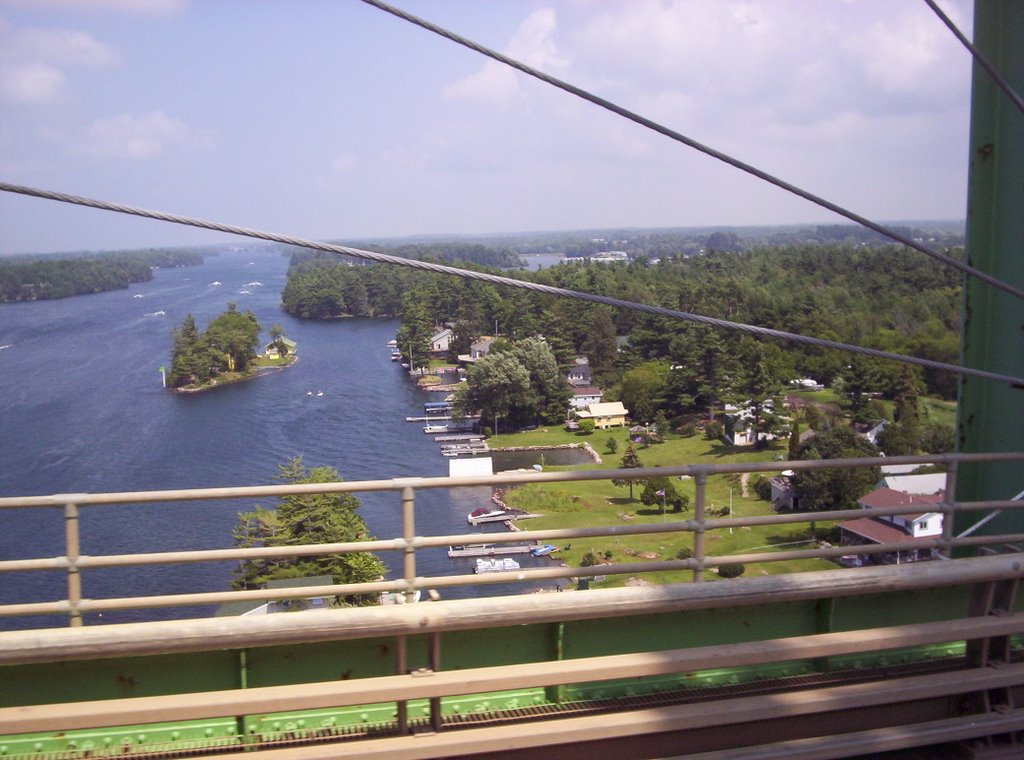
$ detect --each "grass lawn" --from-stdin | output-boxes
[490,425,838,587]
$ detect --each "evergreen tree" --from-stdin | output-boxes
[611,444,645,501]
[232,457,385,605]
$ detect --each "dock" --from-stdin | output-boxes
[470,511,541,525]
[441,442,490,457]
[434,434,485,443]
[447,543,537,558]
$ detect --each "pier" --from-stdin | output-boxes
[447,543,538,558]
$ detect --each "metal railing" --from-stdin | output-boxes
[1,451,1022,628]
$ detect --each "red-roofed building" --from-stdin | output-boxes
[839,487,946,566]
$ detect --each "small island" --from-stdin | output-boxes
[168,303,296,392]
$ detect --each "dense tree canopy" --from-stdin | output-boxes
[169,303,262,388]
[232,457,386,604]
[0,249,204,302]
[455,337,570,432]
[791,426,882,510]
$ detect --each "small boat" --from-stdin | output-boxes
[243,281,263,287]
[145,310,166,317]
[424,424,448,434]
[467,507,506,524]
[474,557,521,574]
[208,281,222,286]
[133,293,145,298]
[391,351,402,361]
[316,391,324,397]
[386,339,398,348]
[239,289,251,295]
[531,544,558,557]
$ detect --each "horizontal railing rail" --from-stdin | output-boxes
[0,452,1021,627]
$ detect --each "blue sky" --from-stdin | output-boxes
[1,0,974,254]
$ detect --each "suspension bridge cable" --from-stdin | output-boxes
[3,181,1022,388]
[924,0,1024,116]
[359,0,1024,303]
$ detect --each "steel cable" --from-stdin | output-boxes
[359,0,1024,303]
[2,181,1021,388]
[924,0,1024,116]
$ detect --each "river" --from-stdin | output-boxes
[0,248,575,630]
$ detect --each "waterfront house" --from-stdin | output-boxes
[263,336,297,359]
[429,327,454,354]
[576,401,628,429]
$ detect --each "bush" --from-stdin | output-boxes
[578,419,596,435]
[753,475,773,502]
[704,421,724,441]
[717,563,746,579]
[675,547,693,560]
[606,436,618,454]
[679,422,697,437]
[481,426,493,438]
[580,550,598,567]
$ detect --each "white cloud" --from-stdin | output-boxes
[0,21,117,104]
[10,26,119,66]
[0,62,65,104]
[81,110,206,159]
[444,7,566,105]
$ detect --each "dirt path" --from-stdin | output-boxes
[740,472,750,498]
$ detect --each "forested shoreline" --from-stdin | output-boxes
[284,242,962,402]
[0,249,206,302]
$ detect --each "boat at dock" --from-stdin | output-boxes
[474,557,521,574]
[467,507,506,524]
[530,544,559,557]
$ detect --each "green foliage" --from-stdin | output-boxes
[717,563,746,578]
[791,426,882,510]
[639,476,690,512]
[168,305,262,388]
[457,337,570,431]
[611,444,645,500]
[605,436,619,454]
[704,421,724,441]
[578,418,596,435]
[580,550,598,567]
[231,457,386,604]
[753,475,773,502]
[675,546,694,560]
[0,249,204,302]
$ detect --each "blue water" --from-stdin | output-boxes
[0,249,564,630]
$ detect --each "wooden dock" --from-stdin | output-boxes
[434,434,485,443]
[447,543,538,558]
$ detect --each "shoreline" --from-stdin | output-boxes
[171,355,298,394]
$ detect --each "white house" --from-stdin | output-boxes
[429,327,453,353]
[880,473,946,496]
[458,337,496,363]
[838,487,945,565]
[569,385,603,410]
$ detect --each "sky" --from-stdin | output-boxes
[0,0,975,255]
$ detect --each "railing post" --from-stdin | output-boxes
[64,501,83,627]
[397,485,416,733]
[942,461,959,559]
[402,485,416,602]
[693,474,707,583]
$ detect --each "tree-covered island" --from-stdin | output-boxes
[168,304,296,391]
